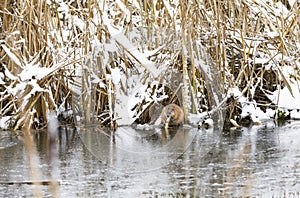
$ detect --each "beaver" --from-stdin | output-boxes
[160,104,184,127]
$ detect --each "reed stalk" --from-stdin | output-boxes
[0,0,299,129]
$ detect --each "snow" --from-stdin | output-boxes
[8,82,27,96]
[288,0,297,7]
[125,80,169,124]
[1,44,23,68]
[267,31,279,38]
[0,116,11,129]
[204,118,214,128]
[228,77,300,121]
[115,0,131,23]
[91,74,106,88]
[280,65,296,78]
[255,57,269,65]
[20,79,52,111]
[269,80,300,110]
[290,110,300,119]
[136,124,154,130]
[188,112,208,125]
[241,103,271,122]
[105,23,160,78]
[111,68,122,85]
[228,87,243,98]
[0,72,4,84]
[19,63,54,81]
[274,2,289,17]
[228,87,275,122]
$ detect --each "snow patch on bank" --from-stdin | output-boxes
[228,78,300,123]
[267,80,300,110]
[227,87,275,123]
[267,79,300,119]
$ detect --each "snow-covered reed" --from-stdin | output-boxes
[0,0,299,130]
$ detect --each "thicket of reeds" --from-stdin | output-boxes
[0,0,299,130]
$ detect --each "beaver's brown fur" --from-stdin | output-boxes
[160,104,184,127]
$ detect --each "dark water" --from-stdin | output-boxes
[0,122,299,197]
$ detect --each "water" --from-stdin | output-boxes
[0,122,299,197]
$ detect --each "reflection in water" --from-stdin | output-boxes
[78,126,200,172]
[0,122,299,197]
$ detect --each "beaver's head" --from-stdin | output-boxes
[161,104,184,126]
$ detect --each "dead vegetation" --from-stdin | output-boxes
[0,0,299,130]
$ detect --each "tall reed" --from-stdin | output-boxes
[0,0,299,130]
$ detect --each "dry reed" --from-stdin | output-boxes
[0,0,299,130]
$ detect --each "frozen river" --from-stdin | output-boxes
[0,121,299,197]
